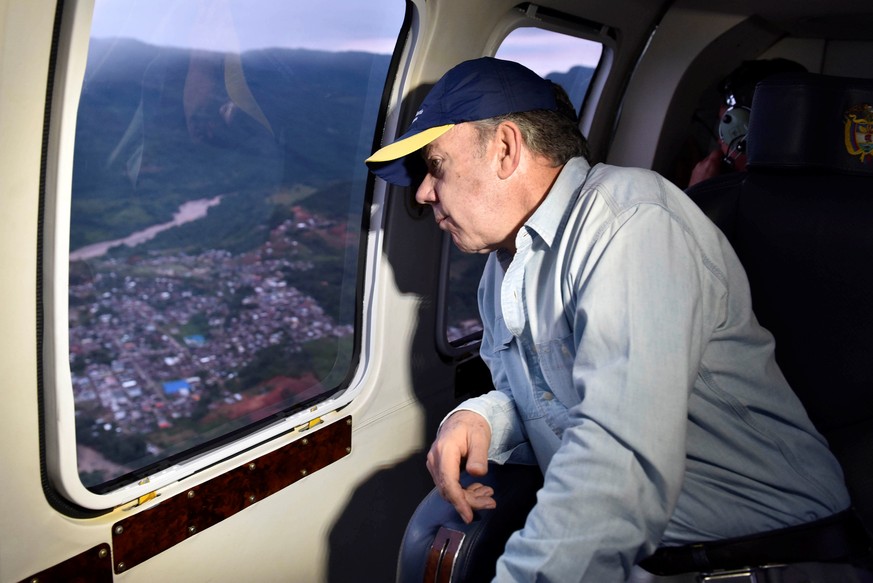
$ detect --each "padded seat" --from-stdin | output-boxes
[686,72,873,535]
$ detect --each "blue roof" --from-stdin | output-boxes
[163,379,190,394]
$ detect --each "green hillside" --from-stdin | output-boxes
[71,40,389,251]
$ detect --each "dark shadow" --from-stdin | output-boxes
[327,453,435,582]
[326,81,468,582]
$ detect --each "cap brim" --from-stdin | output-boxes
[365,124,454,163]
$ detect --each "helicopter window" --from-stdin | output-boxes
[441,27,603,351]
[47,0,404,506]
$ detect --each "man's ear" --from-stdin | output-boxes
[494,121,522,179]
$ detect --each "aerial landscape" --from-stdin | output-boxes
[68,39,383,489]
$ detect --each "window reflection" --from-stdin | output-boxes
[68,0,399,491]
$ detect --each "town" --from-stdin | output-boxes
[68,205,354,486]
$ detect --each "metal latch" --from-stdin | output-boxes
[700,569,759,583]
[700,564,786,583]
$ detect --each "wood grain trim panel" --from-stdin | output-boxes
[112,416,351,573]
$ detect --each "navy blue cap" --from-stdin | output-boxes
[365,57,558,186]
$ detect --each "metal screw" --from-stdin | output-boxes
[98,548,108,559]
[248,462,256,471]
[114,525,124,535]
[187,490,196,499]
[301,438,309,445]
[300,469,308,476]
[188,525,197,534]
[117,562,125,571]
[345,447,351,453]
[346,418,352,425]
[248,494,256,503]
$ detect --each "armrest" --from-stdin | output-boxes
[396,463,543,583]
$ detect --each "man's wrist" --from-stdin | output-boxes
[438,406,493,436]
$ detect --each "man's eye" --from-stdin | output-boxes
[428,158,442,173]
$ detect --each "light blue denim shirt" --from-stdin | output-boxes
[455,157,850,582]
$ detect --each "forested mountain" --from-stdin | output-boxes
[71,39,390,252]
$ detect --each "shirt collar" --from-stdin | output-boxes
[522,157,591,249]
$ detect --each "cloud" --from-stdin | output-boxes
[496,28,603,77]
[90,0,403,54]
[89,0,603,76]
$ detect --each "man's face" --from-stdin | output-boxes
[415,123,516,254]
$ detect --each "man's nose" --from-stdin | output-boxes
[415,174,436,205]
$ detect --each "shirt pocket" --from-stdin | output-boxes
[490,321,545,422]
[536,333,581,410]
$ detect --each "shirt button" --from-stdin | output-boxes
[542,392,554,401]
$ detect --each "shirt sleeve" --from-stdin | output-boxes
[440,253,537,465]
[496,203,712,581]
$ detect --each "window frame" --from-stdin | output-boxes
[40,0,410,511]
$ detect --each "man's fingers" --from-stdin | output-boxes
[464,482,493,497]
[440,482,496,524]
[465,427,490,476]
[463,482,496,511]
[426,439,474,522]
[442,479,475,524]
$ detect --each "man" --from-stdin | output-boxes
[366,57,859,581]
[687,58,806,187]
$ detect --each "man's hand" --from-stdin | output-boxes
[688,148,723,187]
[426,410,496,523]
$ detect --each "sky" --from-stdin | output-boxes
[89,0,602,77]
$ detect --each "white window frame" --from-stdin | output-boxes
[41,0,408,511]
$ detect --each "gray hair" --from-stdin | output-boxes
[472,82,589,166]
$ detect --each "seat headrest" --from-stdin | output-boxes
[747,72,873,175]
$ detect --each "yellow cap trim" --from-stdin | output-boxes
[365,124,455,163]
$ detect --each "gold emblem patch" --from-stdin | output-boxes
[845,103,873,162]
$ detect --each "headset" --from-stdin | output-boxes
[715,59,807,167]
[718,93,751,167]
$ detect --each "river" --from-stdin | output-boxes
[69,196,223,261]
